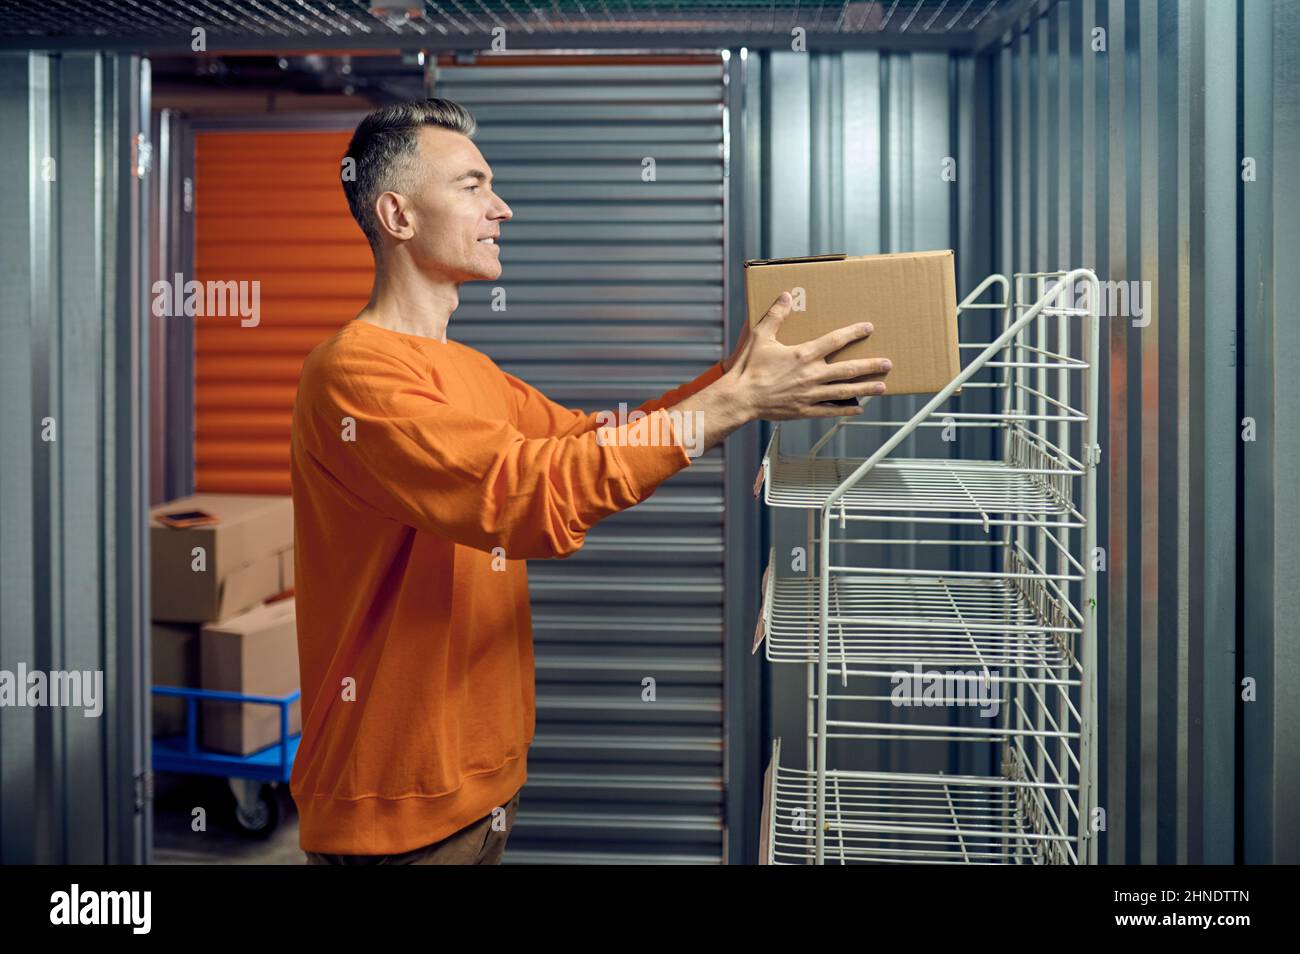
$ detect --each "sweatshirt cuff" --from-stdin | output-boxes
[651,360,726,412]
[601,408,695,502]
[697,360,726,387]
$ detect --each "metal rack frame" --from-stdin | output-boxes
[758,268,1102,865]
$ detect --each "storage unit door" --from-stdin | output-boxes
[434,60,729,864]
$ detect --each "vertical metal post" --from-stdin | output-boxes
[814,507,833,864]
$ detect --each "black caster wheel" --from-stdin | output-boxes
[231,781,280,839]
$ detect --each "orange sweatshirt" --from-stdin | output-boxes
[288,318,725,855]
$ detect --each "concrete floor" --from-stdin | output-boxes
[151,772,306,864]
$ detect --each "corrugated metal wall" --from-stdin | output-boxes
[1239,0,1300,867]
[991,0,1299,865]
[0,51,150,864]
[758,0,1300,865]
[193,128,369,495]
[758,47,998,781]
[432,59,743,863]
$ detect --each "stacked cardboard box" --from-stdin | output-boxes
[150,494,294,622]
[149,494,300,755]
[151,620,202,738]
[200,597,302,755]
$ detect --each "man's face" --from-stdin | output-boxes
[390,126,512,282]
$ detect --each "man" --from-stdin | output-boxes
[289,99,891,864]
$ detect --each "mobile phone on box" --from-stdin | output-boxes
[158,509,219,529]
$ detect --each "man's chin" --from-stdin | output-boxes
[460,262,502,282]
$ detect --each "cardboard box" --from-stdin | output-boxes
[150,494,293,622]
[744,249,960,396]
[200,598,302,756]
[151,621,201,738]
[758,742,777,866]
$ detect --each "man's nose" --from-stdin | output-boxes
[491,196,513,221]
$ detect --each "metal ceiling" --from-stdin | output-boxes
[1,1,1045,52]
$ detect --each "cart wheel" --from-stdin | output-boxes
[233,783,280,838]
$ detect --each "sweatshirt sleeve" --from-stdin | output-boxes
[504,360,726,440]
[634,360,726,416]
[300,348,695,559]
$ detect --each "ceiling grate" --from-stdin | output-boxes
[1,1,1035,49]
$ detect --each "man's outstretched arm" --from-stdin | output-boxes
[504,291,888,443]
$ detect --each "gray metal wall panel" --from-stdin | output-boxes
[757,0,1296,866]
[432,60,732,864]
[762,47,982,781]
[1240,0,1275,865]
[1172,0,1194,866]
[0,51,42,864]
[0,51,148,864]
[1242,0,1300,865]
[720,48,765,865]
[149,109,196,506]
[108,52,152,866]
[991,0,1297,865]
[1265,0,1300,864]
[842,52,881,255]
[1190,0,1237,867]
[29,49,57,866]
[58,52,106,865]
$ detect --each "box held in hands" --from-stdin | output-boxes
[744,249,960,397]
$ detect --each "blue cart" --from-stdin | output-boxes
[151,685,301,837]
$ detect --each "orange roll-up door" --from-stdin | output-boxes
[193,130,370,494]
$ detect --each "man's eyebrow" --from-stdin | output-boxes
[453,169,492,184]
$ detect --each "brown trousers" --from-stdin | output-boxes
[304,790,520,865]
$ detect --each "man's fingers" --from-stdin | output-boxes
[803,402,865,418]
[755,291,794,338]
[808,380,888,403]
[806,321,874,359]
[810,357,893,383]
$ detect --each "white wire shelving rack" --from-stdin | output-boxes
[756,268,1102,865]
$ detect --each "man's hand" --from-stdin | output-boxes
[670,290,893,454]
[727,290,891,421]
[720,317,751,374]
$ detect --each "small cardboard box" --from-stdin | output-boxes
[151,621,201,738]
[200,598,302,756]
[150,494,293,622]
[744,249,960,396]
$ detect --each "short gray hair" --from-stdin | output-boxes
[341,98,478,250]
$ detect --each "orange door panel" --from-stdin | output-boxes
[193,130,370,494]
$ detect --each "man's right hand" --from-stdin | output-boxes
[668,291,894,454]
[728,290,892,421]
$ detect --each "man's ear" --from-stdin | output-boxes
[374,191,414,243]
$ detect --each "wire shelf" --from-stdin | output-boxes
[763,452,1075,517]
[767,757,1069,865]
[758,269,1103,865]
[762,572,1076,670]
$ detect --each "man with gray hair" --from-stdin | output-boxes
[289,98,891,864]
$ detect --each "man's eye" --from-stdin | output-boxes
[465,185,479,192]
